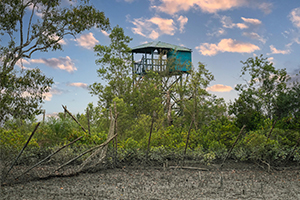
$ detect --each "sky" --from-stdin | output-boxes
[9,0,300,119]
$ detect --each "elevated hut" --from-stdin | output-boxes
[132,41,192,76]
[131,41,193,116]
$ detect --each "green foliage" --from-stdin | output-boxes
[1,113,300,166]
[0,0,110,71]
[176,62,226,128]
[0,68,53,124]
[0,0,110,124]
[126,114,152,142]
[119,137,139,151]
[90,26,132,109]
[131,71,164,116]
[229,55,298,131]
[0,127,39,153]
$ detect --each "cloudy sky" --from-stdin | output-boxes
[12,0,300,118]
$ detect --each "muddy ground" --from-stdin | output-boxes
[1,161,300,200]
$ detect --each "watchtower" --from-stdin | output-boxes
[132,41,192,76]
[131,41,192,115]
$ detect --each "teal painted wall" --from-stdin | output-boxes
[167,51,192,73]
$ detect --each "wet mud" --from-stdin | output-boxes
[1,162,300,200]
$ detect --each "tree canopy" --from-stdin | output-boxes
[0,0,110,124]
[229,55,299,130]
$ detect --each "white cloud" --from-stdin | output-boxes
[131,18,148,37]
[149,17,176,35]
[207,28,225,37]
[75,33,99,49]
[43,88,63,101]
[30,56,77,73]
[49,34,67,45]
[45,112,59,119]
[290,7,300,28]
[196,38,260,56]
[206,84,233,92]
[220,16,248,29]
[149,30,160,40]
[267,57,274,64]
[235,23,248,29]
[269,45,290,55]
[101,30,110,36]
[155,0,247,14]
[16,59,31,69]
[220,16,261,30]
[220,16,235,28]
[177,16,188,33]
[257,2,272,14]
[197,43,219,56]
[241,17,262,25]
[282,29,300,47]
[243,32,266,43]
[130,16,176,39]
[67,82,88,89]
[153,0,272,15]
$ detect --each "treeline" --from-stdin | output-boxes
[1,26,300,165]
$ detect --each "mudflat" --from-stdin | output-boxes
[1,162,300,200]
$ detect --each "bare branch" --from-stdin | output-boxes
[27,2,37,43]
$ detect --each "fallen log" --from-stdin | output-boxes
[169,166,209,171]
[53,134,117,173]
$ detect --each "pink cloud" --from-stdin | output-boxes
[101,30,110,36]
[269,45,290,55]
[67,82,88,89]
[196,38,260,56]
[236,23,248,29]
[16,59,31,69]
[241,17,262,25]
[242,32,266,44]
[220,16,248,29]
[177,16,188,33]
[130,16,176,39]
[156,0,247,14]
[290,7,300,28]
[43,88,63,101]
[30,56,77,73]
[153,0,272,15]
[207,84,233,92]
[148,17,175,35]
[75,33,99,49]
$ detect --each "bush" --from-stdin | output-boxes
[0,128,39,153]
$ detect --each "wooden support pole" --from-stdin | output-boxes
[167,90,172,126]
[110,107,114,150]
[64,105,67,119]
[62,105,87,133]
[184,119,194,155]
[4,122,40,180]
[87,108,90,135]
[42,110,45,123]
[147,111,156,159]
[221,125,246,167]
[113,102,118,166]
[16,135,83,180]
[266,120,277,141]
[114,102,118,152]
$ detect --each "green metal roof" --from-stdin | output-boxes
[132,41,192,54]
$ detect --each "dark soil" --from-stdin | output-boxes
[1,161,300,200]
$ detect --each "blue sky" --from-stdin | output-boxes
[11,0,300,118]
